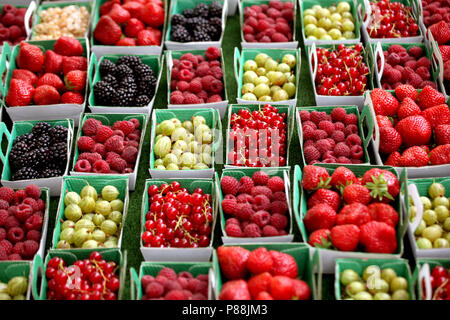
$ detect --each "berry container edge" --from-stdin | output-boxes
[0,261,33,300]
[415,258,450,300]
[140,178,217,262]
[226,0,238,15]
[293,164,410,274]
[216,167,295,243]
[51,175,130,251]
[149,108,222,179]
[31,248,127,300]
[427,30,450,102]
[0,119,74,197]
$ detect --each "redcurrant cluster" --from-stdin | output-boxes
[314,44,370,96]
[425,265,450,300]
[45,252,120,300]
[142,181,213,248]
[366,0,419,38]
[228,104,288,167]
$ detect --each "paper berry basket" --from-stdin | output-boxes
[165,0,227,51]
[0,39,89,124]
[149,108,222,179]
[31,248,127,300]
[299,0,362,46]
[0,0,36,50]
[358,0,424,44]
[140,178,217,262]
[165,48,229,119]
[295,105,373,166]
[130,261,214,300]
[51,175,130,251]
[0,119,74,196]
[363,90,450,178]
[224,104,294,169]
[234,47,301,108]
[415,258,450,300]
[238,0,298,49]
[87,53,163,116]
[293,164,409,273]
[227,0,238,15]
[90,0,167,57]
[405,177,450,259]
[0,261,34,300]
[334,258,415,300]
[216,167,294,244]
[212,243,322,300]
[306,42,373,108]
[70,113,148,191]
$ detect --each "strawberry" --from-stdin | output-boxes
[136,29,159,46]
[246,247,273,275]
[116,37,136,46]
[5,79,34,106]
[304,203,337,232]
[394,84,418,101]
[270,276,295,300]
[301,165,330,191]
[329,166,357,192]
[362,168,400,202]
[140,2,165,27]
[395,115,432,146]
[219,280,251,300]
[435,124,450,145]
[62,56,88,75]
[429,144,450,165]
[307,189,341,211]
[33,85,60,105]
[124,18,144,37]
[36,73,64,92]
[429,21,450,45]
[269,250,298,278]
[292,279,311,300]
[60,91,84,104]
[368,203,399,228]
[342,184,371,205]
[217,246,250,280]
[439,45,450,62]
[379,127,402,154]
[94,15,122,45]
[256,291,274,300]
[16,42,44,72]
[384,151,401,166]
[53,36,83,56]
[370,88,399,116]
[44,50,63,74]
[397,97,421,120]
[360,221,397,253]
[330,224,360,252]
[399,146,429,167]
[376,115,393,128]
[308,228,331,248]
[122,1,144,19]
[417,85,446,110]
[100,0,121,16]
[336,203,371,226]
[12,69,38,85]
[107,3,131,24]
[64,70,86,91]
[247,272,272,299]
[421,104,450,129]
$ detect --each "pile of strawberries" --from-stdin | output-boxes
[302,165,400,254]
[371,85,450,167]
[94,0,164,46]
[379,44,436,90]
[141,267,208,300]
[218,246,310,300]
[5,37,87,107]
[300,108,365,165]
[0,4,28,45]
[170,47,224,104]
[242,0,294,43]
[221,171,289,238]
[0,185,44,261]
[74,118,141,174]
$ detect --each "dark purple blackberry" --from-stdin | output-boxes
[102,74,119,89]
[32,134,50,149]
[49,125,68,143]
[171,14,186,26]
[135,64,154,79]
[94,81,117,106]
[205,24,221,40]
[186,17,208,30]
[11,167,39,181]
[120,76,137,94]
[171,25,192,42]
[182,8,195,18]
[99,59,116,77]
[9,142,30,169]
[31,122,51,136]
[209,17,222,30]
[135,95,150,106]
[193,3,209,18]
[114,64,133,80]
[39,168,61,178]
[117,55,143,71]
[28,148,47,169]
[209,1,223,17]
[116,88,135,106]
[193,27,212,42]
[13,133,34,146]
[137,75,156,97]
[49,142,67,163]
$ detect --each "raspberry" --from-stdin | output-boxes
[225,223,243,237]
[8,254,21,261]
[252,194,271,211]
[92,144,106,157]
[146,282,164,298]
[121,146,138,164]
[74,159,92,172]
[113,120,135,136]
[350,145,364,159]
[170,93,184,104]
[303,145,320,163]
[382,83,392,90]
[272,191,286,202]
[183,93,201,104]
[416,66,430,80]
[205,47,221,60]
[419,81,437,89]
[158,267,177,281]
[176,80,189,91]
[165,290,185,300]
[0,247,7,260]
[82,118,101,136]
[330,107,347,122]
[109,157,127,172]
[310,111,328,124]
[180,53,198,67]
[238,176,254,194]
[0,228,5,241]
[270,214,288,231]
[270,200,288,215]
[303,121,317,130]
[267,176,285,193]
[251,186,272,199]
[346,134,362,147]
[22,198,38,212]
[0,210,7,227]
[0,187,15,204]
[399,52,410,64]
[226,218,240,226]
[25,214,43,231]
[407,72,423,88]
[24,185,40,200]
[313,129,328,141]
[303,140,315,149]
[236,193,254,204]
[78,152,102,165]
[4,216,20,230]
[129,118,140,129]
[209,79,223,94]
[385,68,402,84]
[14,190,26,205]
[299,110,311,121]
[331,130,345,143]
[15,204,32,222]
[12,242,24,255]
[244,223,262,237]
[315,139,332,154]
[200,76,215,93]
[404,60,416,70]
[387,52,400,66]
[207,95,222,103]
[105,135,124,153]
[196,64,210,77]
[0,239,12,254]
[92,160,110,173]
[188,79,202,93]
[178,69,194,82]
[343,124,358,136]
[77,136,95,152]
[7,227,24,243]
[337,156,351,164]
[208,66,223,80]
[344,113,358,125]
[27,230,41,242]
[416,56,431,69]
[235,203,254,221]
[221,176,239,196]
[0,200,8,210]
[263,225,279,236]
[222,198,237,215]
[334,142,350,157]
[250,210,271,228]
[318,121,335,136]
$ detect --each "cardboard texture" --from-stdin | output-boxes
[0,261,33,300]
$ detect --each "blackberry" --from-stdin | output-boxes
[13,133,34,147]
[94,81,117,106]
[116,88,136,106]
[209,1,223,17]
[135,64,154,79]
[11,167,38,181]
[49,142,67,163]
[33,134,51,149]
[193,28,212,42]
[205,24,221,40]
[116,55,143,71]
[193,3,209,18]
[135,95,151,106]
[49,125,68,143]
[28,148,48,169]
[120,76,138,93]
[182,8,195,18]
[171,14,186,26]
[115,64,133,80]
[186,17,208,30]
[209,17,222,29]
[9,142,30,169]
[138,76,156,97]
[31,122,51,136]
[171,25,192,42]
[99,59,116,77]
[103,74,119,89]
[39,168,61,179]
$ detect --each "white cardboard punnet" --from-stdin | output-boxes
[227,0,238,15]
